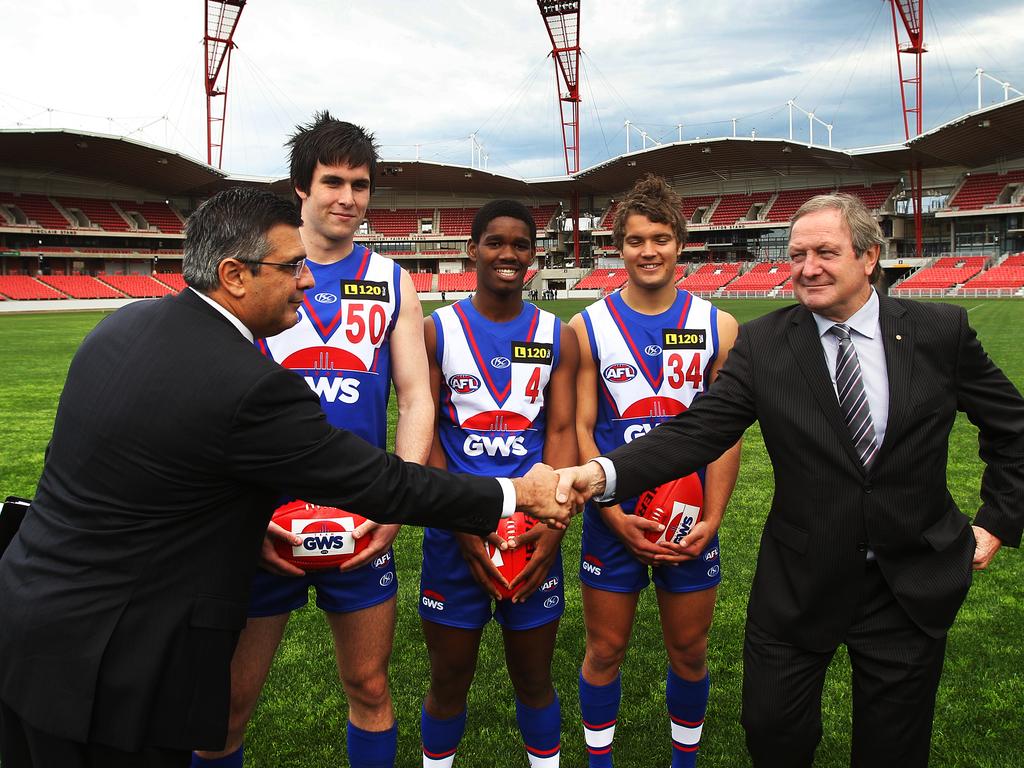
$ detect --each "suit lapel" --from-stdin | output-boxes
[875,295,912,463]
[787,307,866,471]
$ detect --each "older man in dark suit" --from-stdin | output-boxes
[0,188,570,768]
[557,193,1024,767]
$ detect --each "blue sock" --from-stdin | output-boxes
[667,667,710,768]
[579,670,620,768]
[190,744,243,767]
[421,706,466,767]
[516,693,561,767]
[347,720,397,768]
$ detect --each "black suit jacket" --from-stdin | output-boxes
[607,294,1024,650]
[0,289,503,751]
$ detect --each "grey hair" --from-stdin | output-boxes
[183,187,302,292]
[791,193,885,282]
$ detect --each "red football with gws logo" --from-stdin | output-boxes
[484,511,535,600]
[635,474,704,546]
[271,500,370,571]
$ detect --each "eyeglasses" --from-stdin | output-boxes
[241,257,307,278]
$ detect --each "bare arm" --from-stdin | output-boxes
[390,269,434,464]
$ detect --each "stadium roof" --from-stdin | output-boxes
[2,98,1022,199]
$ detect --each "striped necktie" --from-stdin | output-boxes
[829,323,878,467]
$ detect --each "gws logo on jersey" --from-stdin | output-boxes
[644,344,663,356]
[544,595,560,609]
[490,356,511,369]
[582,554,603,576]
[421,589,446,611]
[449,374,481,394]
[313,292,338,304]
[372,552,393,570]
[704,547,719,562]
[282,347,366,404]
[624,423,653,443]
[304,376,361,404]
[603,363,638,383]
[464,433,527,457]
[379,572,394,587]
[541,577,560,592]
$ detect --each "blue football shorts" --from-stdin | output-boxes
[579,503,722,593]
[419,528,564,631]
[247,547,398,617]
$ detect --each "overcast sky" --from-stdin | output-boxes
[2,1,1022,180]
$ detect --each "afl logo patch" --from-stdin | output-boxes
[543,596,561,609]
[448,374,481,394]
[379,572,394,587]
[490,356,511,369]
[313,292,338,304]
[603,363,637,383]
[644,344,662,356]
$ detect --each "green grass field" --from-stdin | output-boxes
[1,298,1021,767]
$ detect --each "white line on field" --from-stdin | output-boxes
[966,304,983,313]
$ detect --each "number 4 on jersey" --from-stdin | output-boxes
[525,367,542,403]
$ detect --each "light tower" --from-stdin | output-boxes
[204,0,246,169]
[536,0,582,265]
[890,0,925,257]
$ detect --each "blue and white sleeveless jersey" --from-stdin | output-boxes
[257,244,401,448]
[581,289,719,512]
[432,298,560,478]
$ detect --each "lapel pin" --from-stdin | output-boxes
[896,334,902,341]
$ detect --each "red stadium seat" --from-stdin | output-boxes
[39,275,124,299]
[0,276,67,300]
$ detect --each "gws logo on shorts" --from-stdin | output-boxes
[582,554,603,576]
[490,356,511,369]
[313,292,338,304]
[540,577,559,592]
[707,565,720,578]
[703,547,719,562]
[603,363,637,383]
[421,589,446,612]
[379,572,394,588]
[372,552,393,570]
[449,374,481,394]
[464,433,527,457]
[644,344,663,356]
[543,595,560,609]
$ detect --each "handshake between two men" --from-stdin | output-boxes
[510,461,606,529]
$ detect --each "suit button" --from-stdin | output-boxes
[864,484,872,494]
[856,542,868,552]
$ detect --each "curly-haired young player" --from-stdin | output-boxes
[570,174,741,768]
[419,200,579,767]
[193,112,433,768]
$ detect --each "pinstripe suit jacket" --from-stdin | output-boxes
[606,294,1024,649]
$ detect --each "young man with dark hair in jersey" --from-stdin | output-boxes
[192,112,432,768]
[569,174,741,768]
[418,200,579,768]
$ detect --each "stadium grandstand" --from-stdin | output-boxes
[2,95,1024,309]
